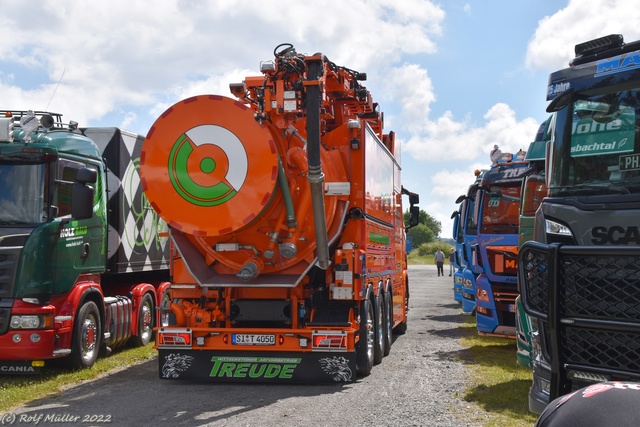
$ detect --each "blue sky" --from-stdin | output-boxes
[2,0,639,238]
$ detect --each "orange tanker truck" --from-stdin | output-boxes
[140,44,419,383]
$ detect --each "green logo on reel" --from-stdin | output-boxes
[168,133,237,207]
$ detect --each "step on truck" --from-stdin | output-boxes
[0,112,170,373]
[519,34,640,413]
[141,44,419,383]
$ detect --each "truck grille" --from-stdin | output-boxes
[0,237,24,299]
[561,253,640,321]
[519,241,640,396]
[0,300,12,335]
[562,326,640,372]
[492,284,518,327]
[519,243,640,322]
[518,246,549,318]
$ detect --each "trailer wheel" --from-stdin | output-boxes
[131,293,155,347]
[356,298,374,376]
[373,294,384,365]
[382,291,393,356]
[69,300,101,369]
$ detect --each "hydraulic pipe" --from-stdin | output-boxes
[277,158,297,229]
[305,55,330,270]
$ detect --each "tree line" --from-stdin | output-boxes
[404,209,442,247]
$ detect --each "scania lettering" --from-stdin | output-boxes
[0,365,35,373]
[142,44,419,384]
[591,226,640,244]
[519,34,640,413]
[0,114,170,373]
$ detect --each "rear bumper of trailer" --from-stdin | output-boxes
[157,349,357,383]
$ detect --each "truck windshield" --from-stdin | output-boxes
[0,164,47,225]
[464,195,478,235]
[480,185,521,234]
[554,88,640,195]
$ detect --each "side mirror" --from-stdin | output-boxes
[71,167,96,220]
[401,186,420,206]
[546,88,574,113]
[76,167,97,184]
[408,206,420,229]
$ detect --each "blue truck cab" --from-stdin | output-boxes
[473,149,531,337]
[452,170,485,315]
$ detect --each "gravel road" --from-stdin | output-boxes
[3,265,488,427]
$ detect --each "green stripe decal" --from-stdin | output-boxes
[369,232,390,245]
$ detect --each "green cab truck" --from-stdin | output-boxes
[515,118,549,368]
[0,111,169,373]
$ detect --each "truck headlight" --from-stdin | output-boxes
[477,288,490,302]
[10,315,52,329]
[545,219,572,236]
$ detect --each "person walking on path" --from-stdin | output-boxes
[449,248,455,276]
[434,248,445,277]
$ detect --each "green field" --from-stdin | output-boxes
[459,317,539,426]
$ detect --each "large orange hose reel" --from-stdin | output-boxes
[140,94,346,281]
[141,95,278,236]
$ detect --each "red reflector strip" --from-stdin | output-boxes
[312,332,347,350]
[158,331,192,347]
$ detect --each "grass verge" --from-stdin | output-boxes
[458,316,539,427]
[0,344,156,413]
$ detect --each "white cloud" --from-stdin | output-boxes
[526,0,640,70]
[403,103,540,163]
[1,0,567,243]
[378,60,539,240]
[0,0,445,131]
[377,61,539,169]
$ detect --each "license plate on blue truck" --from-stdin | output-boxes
[232,334,276,346]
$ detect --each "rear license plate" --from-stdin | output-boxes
[232,334,276,346]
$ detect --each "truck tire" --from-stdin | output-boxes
[69,300,102,369]
[356,298,374,376]
[373,294,384,365]
[131,293,155,347]
[382,290,393,356]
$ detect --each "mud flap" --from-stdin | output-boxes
[157,349,357,383]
